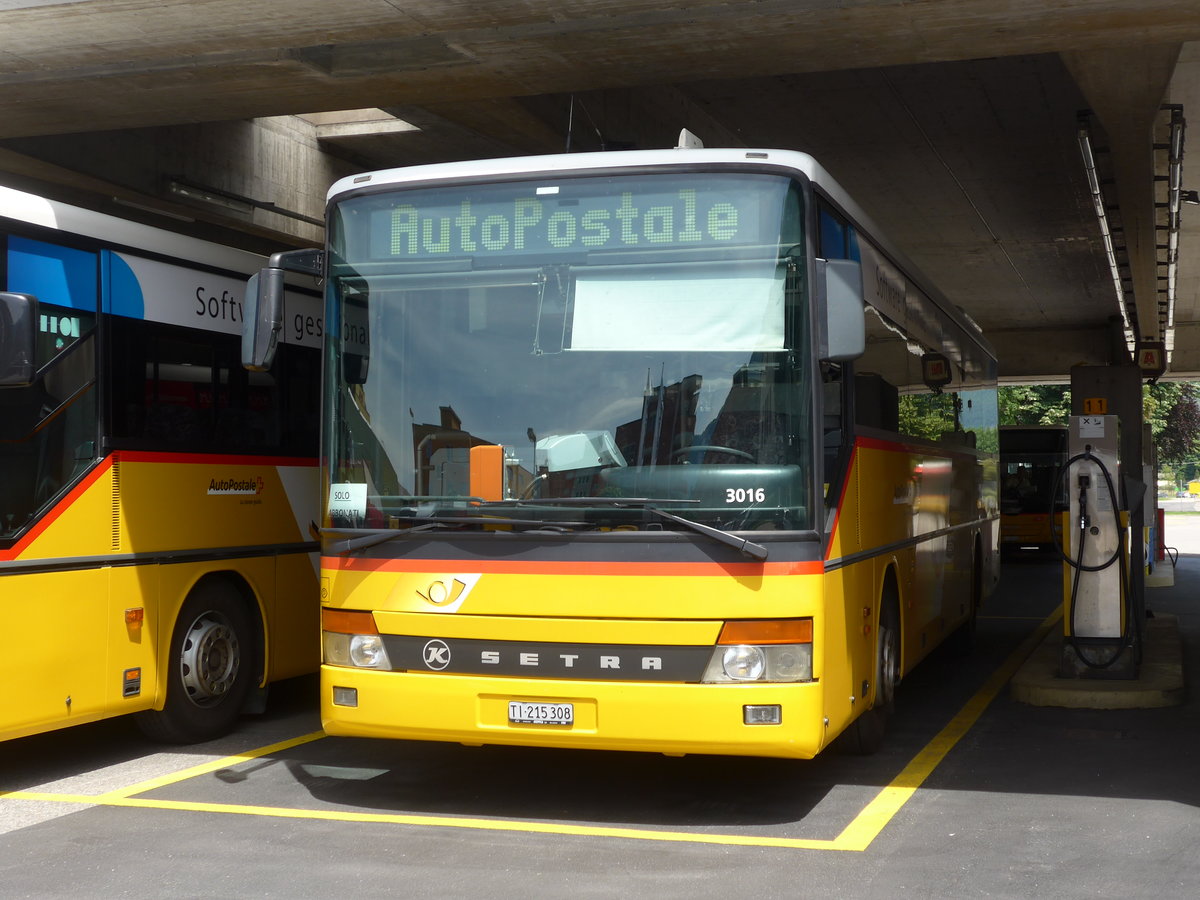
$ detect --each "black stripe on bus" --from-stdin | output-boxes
[0,541,319,577]
[823,516,998,573]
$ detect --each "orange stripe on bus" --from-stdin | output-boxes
[1,451,318,561]
[321,557,822,577]
[116,450,317,467]
[0,455,115,561]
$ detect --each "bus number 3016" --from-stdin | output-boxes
[726,488,766,504]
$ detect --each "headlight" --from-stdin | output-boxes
[701,643,813,683]
[722,645,766,680]
[323,631,392,669]
[323,631,351,666]
[350,634,390,668]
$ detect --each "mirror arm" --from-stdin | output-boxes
[268,248,324,277]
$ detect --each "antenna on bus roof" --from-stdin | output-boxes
[675,129,704,150]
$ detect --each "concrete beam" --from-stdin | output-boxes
[1159,321,1200,374]
[8,1,1199,140]
[990,324,1116,381]
[0,118,351,249]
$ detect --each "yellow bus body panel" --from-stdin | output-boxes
[1,453,318,742]
[322,566,856,758]
[319,434,995,759]
[322,668,829,759]
[372,611,724,645]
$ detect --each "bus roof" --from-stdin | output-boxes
[328,147,828,201]
[0,184,263,276]
[329,145,994,366]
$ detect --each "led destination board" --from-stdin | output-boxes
[365,174,790,260]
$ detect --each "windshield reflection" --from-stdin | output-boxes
[324,172,812,535]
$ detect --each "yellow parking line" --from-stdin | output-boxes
[101,730,327,799]
[2,609,1062,851]
[0,791,841,849]
[833,606,1063,851]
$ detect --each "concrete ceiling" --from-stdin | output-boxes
[3,1,1200,379]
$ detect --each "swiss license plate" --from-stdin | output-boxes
[508,701,574,725]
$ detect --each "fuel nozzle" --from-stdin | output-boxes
[1077,474,1090,531]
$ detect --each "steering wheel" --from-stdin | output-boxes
[671,445,755,462]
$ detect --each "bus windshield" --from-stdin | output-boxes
[324,171,813,533]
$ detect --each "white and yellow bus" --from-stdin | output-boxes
[246,139,1000,758]
[1,186,320,743]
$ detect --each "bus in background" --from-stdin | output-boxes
[0,185,320,743]
[245,138,999,758]
[999,425,1068,556]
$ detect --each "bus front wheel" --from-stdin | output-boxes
[136,582,255,744]
[840,592,899,755]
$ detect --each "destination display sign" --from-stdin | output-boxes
[365,175,790,260]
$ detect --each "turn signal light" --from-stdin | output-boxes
[322,609,378,635]
[718,619,812,645]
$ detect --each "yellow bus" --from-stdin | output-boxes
[246,138,999,757]
[999,425,1068,555]
[1,186,320,743]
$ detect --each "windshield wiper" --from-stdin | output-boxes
[321,523,443,554]
[321,514,588,555]
[506,498,769,561]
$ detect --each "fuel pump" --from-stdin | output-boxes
[1053,415,1136,677]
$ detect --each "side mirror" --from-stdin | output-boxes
[241,248,324,372]
[241,268,285,371]
[0,291,38,387]
[815,258,865,362]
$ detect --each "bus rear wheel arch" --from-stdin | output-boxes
[136,576,260,744]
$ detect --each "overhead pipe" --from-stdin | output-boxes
[1163,105,1185,349]
[1077,118,1134,345]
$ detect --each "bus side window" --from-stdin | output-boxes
[819,208,847,259]
[818,206,863,263]
[822,364,846,501]
[854,372,899,431]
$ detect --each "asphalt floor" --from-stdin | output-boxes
[0,544,1197,899]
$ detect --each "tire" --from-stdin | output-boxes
[136,581,255,744]
[840,589,900,755]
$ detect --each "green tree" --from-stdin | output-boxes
[1156,382,1200,466]
[1143,381,1182,437]
[897,392,954,441]
[997,385,1071,426]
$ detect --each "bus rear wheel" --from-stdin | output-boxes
[136,582,255,744]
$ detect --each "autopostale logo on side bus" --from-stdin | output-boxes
[206,475,265,496]
[385,635,711,681]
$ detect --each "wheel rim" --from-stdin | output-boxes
[178,611,241,707]
[877,619,898,707]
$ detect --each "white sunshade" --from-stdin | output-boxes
[568,269,785,352]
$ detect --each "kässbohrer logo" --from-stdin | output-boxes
[422,639,451,670]
[206,475,265,495]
